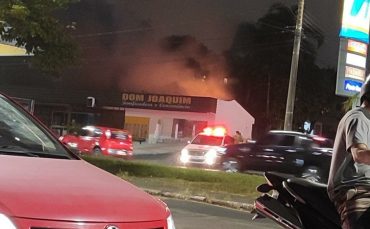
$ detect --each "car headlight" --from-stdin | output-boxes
[167,214,176,229]
[216,147,227,154]
[205,149,217,158]
[180,149,189,163]
[0,214,17,229]
[205,149,217,165]
[181,149,188,155]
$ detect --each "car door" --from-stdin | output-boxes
[84,128,103,153]
[77,127,97,153]
[247,133,285,171]
[74,128,89,152]
[274,135,305,174]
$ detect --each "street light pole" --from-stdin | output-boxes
[284,0,305,131]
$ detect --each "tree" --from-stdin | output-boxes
[226,3,336,138]
[0,0,79,73]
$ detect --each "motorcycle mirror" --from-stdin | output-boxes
[256,183,273,193]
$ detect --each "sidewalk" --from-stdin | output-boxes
[133,141,187,155]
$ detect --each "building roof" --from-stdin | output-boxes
[0,85,122,107]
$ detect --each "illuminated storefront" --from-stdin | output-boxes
[121,93,254,143]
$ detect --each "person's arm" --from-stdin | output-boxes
[351,143,370,164]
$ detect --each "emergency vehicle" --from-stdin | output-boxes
[179,126,237,170]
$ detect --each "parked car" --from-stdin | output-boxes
[217,130,333,183]
[0,92,176,229]
[179,126,235,168]
[60,126,134,159]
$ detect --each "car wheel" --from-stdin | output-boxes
[301,166,323,183]
[93,148,103,157]
[222,157,240,173]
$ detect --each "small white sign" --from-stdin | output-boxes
[346,53,367,68]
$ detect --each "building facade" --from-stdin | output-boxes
[0,85,254,142]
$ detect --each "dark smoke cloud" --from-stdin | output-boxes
[117,35,231,99]
[56,1,232,100]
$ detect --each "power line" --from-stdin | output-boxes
[81,43,293,66]
[72,4,303,39]
[300,45,336,67]
[82,40,294,61]
[257,21,295,32]
[78,30,292,50]
[305,10,332,33]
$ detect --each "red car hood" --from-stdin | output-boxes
[0,155,168,222]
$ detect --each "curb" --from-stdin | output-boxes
[144,189,255,212]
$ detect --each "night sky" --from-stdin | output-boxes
[8,0,343,99]
[88,0,343,67]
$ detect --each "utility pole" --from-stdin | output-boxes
[267,74,270,115]
[284,0,305,131]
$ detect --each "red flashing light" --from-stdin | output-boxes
[203,127,213,135]
[213,127,227,136]
[202,126,227,136]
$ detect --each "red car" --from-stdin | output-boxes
[60,126,134,159]
[0,93,176,229]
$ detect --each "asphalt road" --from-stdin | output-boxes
[162,197,281,229]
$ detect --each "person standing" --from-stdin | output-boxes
[327,77,370,229]
[234,131,244,144]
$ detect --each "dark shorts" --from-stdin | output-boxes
[334,187,370,229]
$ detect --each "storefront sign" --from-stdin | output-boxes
[340,0,370,43]
[347,39,368,55]
[345,66,366,80]
[122,93,217,113]
[344,79,363,92]
[336,38,367,97]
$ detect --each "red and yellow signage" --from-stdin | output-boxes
[347,39,368,55]
[345,66,366,81]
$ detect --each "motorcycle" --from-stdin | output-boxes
[252,171,341,229]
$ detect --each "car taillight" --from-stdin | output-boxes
[313,136,326,141]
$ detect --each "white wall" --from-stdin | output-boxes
[124,108,215,139]
[214,100,255,140]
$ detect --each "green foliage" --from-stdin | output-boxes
[0,0,79,73]
[343,93,360,112]
[82,156,265,195]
